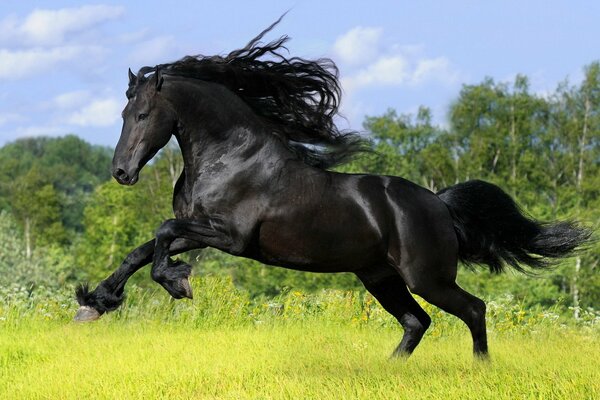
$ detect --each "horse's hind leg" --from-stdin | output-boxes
[410,279,488,357]
[356,270,431,358]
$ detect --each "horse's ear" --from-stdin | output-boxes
[128,68,137,86]
[154,68,164,92]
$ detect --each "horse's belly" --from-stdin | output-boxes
[255,214,386,273]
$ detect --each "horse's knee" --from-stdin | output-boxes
[156,219,177,240]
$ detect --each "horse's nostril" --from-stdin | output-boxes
[114,168,129,182]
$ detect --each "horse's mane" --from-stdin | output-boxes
[135,16,367,169]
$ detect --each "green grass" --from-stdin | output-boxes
[1,321,599,399]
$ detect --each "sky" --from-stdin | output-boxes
[1,1,599,147]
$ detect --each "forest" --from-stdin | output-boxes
[0,62,598,318]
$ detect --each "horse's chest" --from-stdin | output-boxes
[173,189,193,218]
[172,179,205,218]
[172,178,232,219]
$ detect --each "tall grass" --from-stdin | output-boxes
[2,275,599,332]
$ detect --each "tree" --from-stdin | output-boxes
[548,63,600,316]
[0,211,28,285]
[10,167,65,257]
[0,135,112,234]
[356,107,454,191]
[0,210,74,288]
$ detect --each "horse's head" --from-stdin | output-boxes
[112,68,177,185]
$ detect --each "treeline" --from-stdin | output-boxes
[0,63,597,315]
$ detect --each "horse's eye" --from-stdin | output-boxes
[138,113,148,121]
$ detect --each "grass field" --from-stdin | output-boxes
[1,278,599,399]
[1,322,599,399]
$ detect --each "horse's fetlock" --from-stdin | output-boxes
[400,313,429,336]
[151,268,166,283]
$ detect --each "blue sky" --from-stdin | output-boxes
[1,1,599,147]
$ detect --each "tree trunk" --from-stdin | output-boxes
[491,148,501,173]
[577,98,589,188]
[573,257,581,320]
[24,217,31,259]
[572,96,589,319]
[510,103,517,191]
[106,214,118,269]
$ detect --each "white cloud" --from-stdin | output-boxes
[333,26,463,129]
[0,5,124,47]
[129,36,178,66]
[0,113,23,127]
[0,46,101,80]
[340,53,459,94]
[67,98,124,127]
[334,26,460,95]
[411,57,459,85]
[333,26,383,66]
[0,5,121,81]
[52,90,92,109]
[343,55,410,92]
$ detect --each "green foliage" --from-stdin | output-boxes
[0,135,112,251]
[0,211,75,289]
[2,278,599,333]
[341,106,455,190]
[10,167,66,251]
[72,141,180,281]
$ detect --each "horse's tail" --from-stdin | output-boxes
[437,180,591,273]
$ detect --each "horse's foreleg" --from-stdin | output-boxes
[74,238,201,321]
[151,218,234,299]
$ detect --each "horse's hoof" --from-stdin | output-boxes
[74,306,101,322]
[179,278,193,299]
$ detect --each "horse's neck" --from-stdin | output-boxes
[167,80,294,178]
[174,125,282,172]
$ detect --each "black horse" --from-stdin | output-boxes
[75,19,589,359]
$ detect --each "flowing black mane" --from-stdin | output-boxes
[133,16,366,169]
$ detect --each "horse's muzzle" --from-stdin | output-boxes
[112,168,139,185]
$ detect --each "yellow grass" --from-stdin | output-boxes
[1,320,598,399]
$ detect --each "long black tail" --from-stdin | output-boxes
[437,180,591,273]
